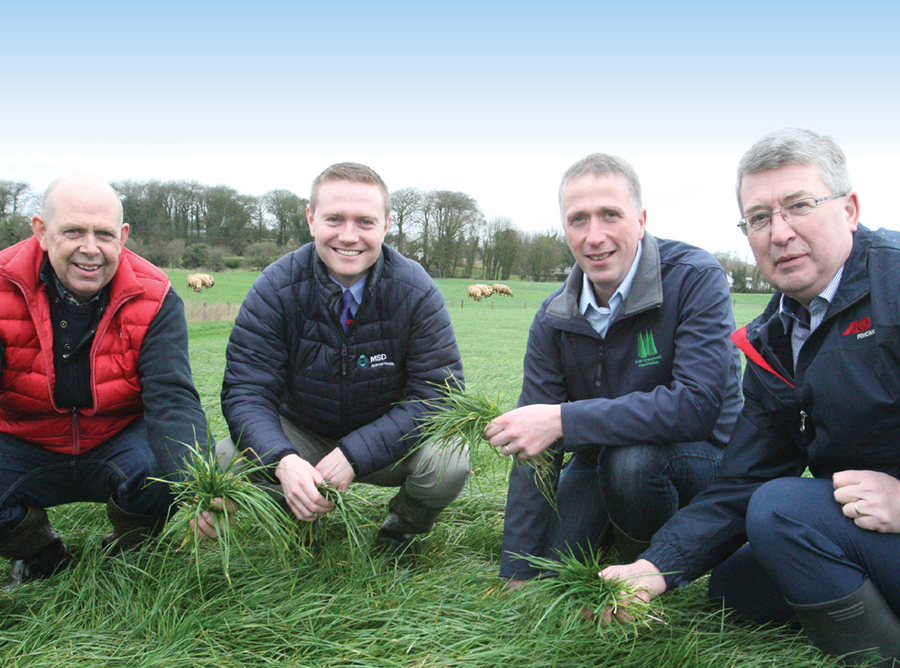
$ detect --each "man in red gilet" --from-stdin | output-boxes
[0,174,208,589]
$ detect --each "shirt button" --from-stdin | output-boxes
[64,343,71,351]
[60,321,68,328]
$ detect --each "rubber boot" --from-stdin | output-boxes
[789,578,900,666]
[102,496,167,553]
[612,525,651,564]
[1,507,72,590]
[374,488,442,565]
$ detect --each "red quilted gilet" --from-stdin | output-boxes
[0,237,170,454]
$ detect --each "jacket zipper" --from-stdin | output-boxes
[72,409,80,454]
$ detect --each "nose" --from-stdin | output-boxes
[585,218,607,245]
[337,221,359,244]
[80,232,100,254]
[768,210,796,245]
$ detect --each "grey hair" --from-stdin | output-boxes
[736,128,852,213]
[559,153,643,216]
[40,174,124,224]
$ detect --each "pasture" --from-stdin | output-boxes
[0,274,835,668]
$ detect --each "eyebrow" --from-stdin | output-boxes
[745,190,814,212]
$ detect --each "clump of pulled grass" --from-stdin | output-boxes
[512,546,658,635]
[314,482,378,562]
[408,379,558,506]
[156,440,296,586]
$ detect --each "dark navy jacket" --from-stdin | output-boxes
[221,243,463,477]
[500,234,743,578]
[644,225,900,588]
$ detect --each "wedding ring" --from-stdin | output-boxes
[854,501,862,517]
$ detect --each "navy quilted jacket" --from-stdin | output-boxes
[221,243,463,477]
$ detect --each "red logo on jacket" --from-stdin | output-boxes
[843,317,872,336]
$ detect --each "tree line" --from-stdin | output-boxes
[2,178,767,289]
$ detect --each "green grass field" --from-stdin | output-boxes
[1,275,837,668]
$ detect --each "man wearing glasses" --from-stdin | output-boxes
[601,129,900,666]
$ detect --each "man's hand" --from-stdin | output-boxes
[833,469,900,533]
[315,447,356,491]
[484,404,563,460]
[276,454,335,522]
[190,497,239,540]
[597,559,667,624]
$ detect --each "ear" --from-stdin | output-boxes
[306,203,315,235]
[383,212,392,235]
[844,191,860,232]
[119,223,130,248]
[637,208,647,240]
[32,215,49,250]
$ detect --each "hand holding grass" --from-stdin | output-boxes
[598,559,667,624]
[190,497,239,540]
[315,447,356,491]
[484,404,563,460]
[276,453,335,521]
[517,548,659,633]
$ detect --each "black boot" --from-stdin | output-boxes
[1,507,72,590]
[789,578,900,666]
[374,489,442,565]
[102,496,167,553]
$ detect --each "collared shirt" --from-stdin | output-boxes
[40,258,103,307]
[778,266,844,368]
[579,241,643,338]
[330,275,367,319]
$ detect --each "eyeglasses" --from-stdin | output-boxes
[738,192,848,237]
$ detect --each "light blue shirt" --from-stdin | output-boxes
[579,241,643,338]
[778,266,844,368]
[331,276,367,318]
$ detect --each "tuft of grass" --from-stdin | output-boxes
[409,379,559,507]
[155,439,296,586]
[513,546,657,635]
[315,483,378,563]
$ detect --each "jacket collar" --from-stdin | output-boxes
[311,243,389,303]
[547,232,663,324]
[744,225,874,345]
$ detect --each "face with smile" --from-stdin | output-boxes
[307,179,390,288]
[740,164,858,306]
[32,176,129,303]
[561,173,646,307]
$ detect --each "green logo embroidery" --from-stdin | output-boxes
[357,354,369,368]
[635,331,662,367]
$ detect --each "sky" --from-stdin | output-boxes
[3,1,900,258]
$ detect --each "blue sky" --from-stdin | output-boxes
[4,1,899,256]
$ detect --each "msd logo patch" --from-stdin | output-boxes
[843,317,875,339]
[358,351,395,369]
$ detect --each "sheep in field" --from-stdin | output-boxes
[492,283,513,297]
[187,273,215,293]
[467,284,484,301]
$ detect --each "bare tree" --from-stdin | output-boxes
[389,187,423,255]
[264,189,308,247]
[422,190,484,278]
[0,181,32,217]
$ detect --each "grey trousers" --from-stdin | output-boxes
[215,417,469,510]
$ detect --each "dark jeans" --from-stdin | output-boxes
[501,440,723,578]
[708,477,900,624]
[552,441,724,552]
[0,418,178,531]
